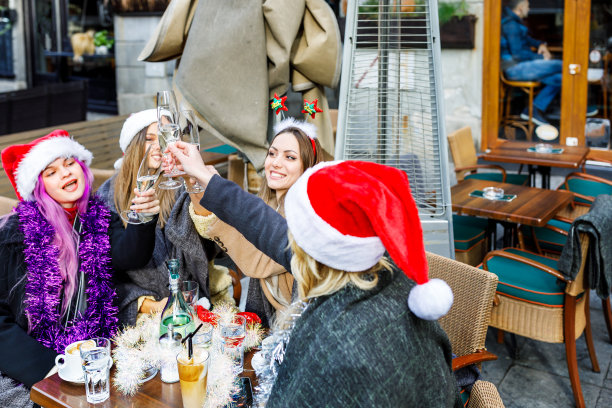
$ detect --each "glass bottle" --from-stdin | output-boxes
[159,323,181,383]
[160,259,195,339]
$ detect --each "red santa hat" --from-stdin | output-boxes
[284,160,453,320]
[1,130,92,201]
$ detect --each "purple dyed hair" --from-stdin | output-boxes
[32,159,94,315]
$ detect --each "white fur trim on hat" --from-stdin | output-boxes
[407,279,454,320]
[119,109,158,153]
[274,117,318,140]
[16,136,93,201]
[285,161,386,272]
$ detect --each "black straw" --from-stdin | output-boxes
[182,323,203,359]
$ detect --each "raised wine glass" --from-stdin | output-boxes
[180,110,206,193]
[156,91,183,190]
[157,122,184,190]
[120,144,162,224]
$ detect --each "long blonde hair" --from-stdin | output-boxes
[288,233,390,300]
[114,128,175,227]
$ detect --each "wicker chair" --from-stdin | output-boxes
[447,126,528,185]
[427,252,504,407]
[483,234,599,408]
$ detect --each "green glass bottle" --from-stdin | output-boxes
[159,259,195,339]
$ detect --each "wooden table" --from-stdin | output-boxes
[31,351,257,408]
[482,141,589,189]
[452,179,574,248]
[452,179,574,227]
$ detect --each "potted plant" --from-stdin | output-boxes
[110,0,170,14]
[94,30,114,55]
[438,0,477,49]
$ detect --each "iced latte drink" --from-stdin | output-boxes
[177,348,209,408]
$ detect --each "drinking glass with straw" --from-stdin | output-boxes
[177,324,209,408]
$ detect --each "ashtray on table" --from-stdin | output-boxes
[483,187,504,200]
[534,143,554,153]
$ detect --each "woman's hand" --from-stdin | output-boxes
[140,297,167,314]
[131,187,160,214]
[165,141,219,189]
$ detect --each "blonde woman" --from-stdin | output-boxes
[190,118,323,327]
[97,110,223,325]
[166,144,459,406]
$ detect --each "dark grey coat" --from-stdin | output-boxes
[98,176,219,325]
[201,175,460,406]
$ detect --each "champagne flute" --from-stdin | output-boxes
[156,91,178,125]
[180,110,206,193]
[158,122,184,190]
[120,144,162,224]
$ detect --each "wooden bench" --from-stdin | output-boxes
[0,115,127,199]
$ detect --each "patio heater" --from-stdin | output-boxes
[335,0,454,257]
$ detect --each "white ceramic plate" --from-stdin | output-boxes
[58,370,84,384]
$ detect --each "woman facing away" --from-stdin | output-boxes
[167,141,460,407]
[96,110,225,326]
[0,131,157,404]
[190,118,323,327]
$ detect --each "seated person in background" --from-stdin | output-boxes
[189,118,323,328]
[97,110,227,326]
[167,141,460,407]
[501,0,561,126]
[0,131,157,404]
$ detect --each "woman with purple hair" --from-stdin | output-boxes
[0,130,157,404]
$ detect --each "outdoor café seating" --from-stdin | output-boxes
[427,252,504,407]
[483,233,598,408]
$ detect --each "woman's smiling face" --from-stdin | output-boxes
[42,157,85,208]
[145,122,162,169]
[264,132,304,197]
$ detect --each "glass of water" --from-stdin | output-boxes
[218,315,246,374]
[80,337,112,404]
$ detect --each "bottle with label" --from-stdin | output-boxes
[160,259,195,339]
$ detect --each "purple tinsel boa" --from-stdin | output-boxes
[17,196,118,353]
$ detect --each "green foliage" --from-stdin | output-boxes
[356,0,469,23]
[438,0,469,25]
[93,30,114,48]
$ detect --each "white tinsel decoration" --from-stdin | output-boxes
[112,305,264,405]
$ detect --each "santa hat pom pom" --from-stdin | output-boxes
[407,278,453,320]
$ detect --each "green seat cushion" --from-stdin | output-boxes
[558,178,612,204]
[531,219,570,253]
[483,248,566,307]
[453,215,487,251]
[203,144,238,155]
[465,172,528,186]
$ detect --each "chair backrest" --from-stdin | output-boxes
[558,172,612,205]
[565,233,590,297]
[447,126,478,179]
[426,251,498,357]
[90,168,116,192]
[0,195,18,216]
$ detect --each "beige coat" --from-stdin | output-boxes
[189,200,294,311]
[139,0,342,170]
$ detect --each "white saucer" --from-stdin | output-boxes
[58,370,84,384]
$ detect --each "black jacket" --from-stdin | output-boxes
[0,202,156,387]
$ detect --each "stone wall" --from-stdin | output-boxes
[113,14,172,114]
[440,0,483,150]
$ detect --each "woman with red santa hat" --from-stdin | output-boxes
[0,130,157,405]
[167,140,460,407]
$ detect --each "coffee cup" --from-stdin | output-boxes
[55,339,95,381]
